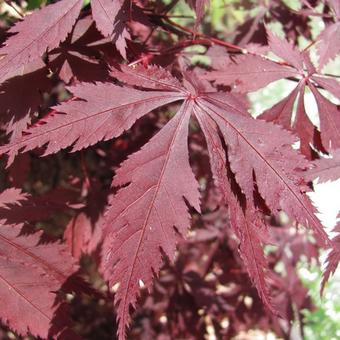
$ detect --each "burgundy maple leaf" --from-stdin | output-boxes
[316,0,340,70]
[306,149,340,183]
[206,30,340,155]
[0,190,79,338]
[0,65,332,339]
[0,0,83,83]
[1,1,339,340]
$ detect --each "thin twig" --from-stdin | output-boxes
[164,17,246,52]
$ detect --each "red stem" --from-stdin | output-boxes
[164,17,246,52]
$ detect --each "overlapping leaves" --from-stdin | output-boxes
[0,0,339,339]
[0,64,331,338]
[0,189,79,338]
[206,30,340,156]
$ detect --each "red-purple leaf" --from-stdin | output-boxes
[0,190,78,338]
[321,232,340,294]
[259,84,301,130]
[102,100,200,339]
[0,2,339,340]
[0,64,51,141]
[194,108,276,313]
[91,0,130,58]
[0,188,78,224]
[197,93,329,245]
[311,75,340,99]
[305,149,340,182]
[0,0,83,83]
[259,83,316,158]
[316,22,340,70]
[0,82,184,164]
[205,54,296,92]
[0,226,78,338]
[110,64,184,91]
[0,188,27,207]
[294,87,316,159]
[266,29,304,71]
[309,83,340,150]
[49,47,110,84]
[64,212,103,259]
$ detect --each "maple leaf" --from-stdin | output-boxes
[110,64,184,91]
[64,212,103,259]
[307,84,340,150]
[316,22,340,70]
[321,229,340,294]
[105,70,328,337]
[91,0,149,58]
[103,100,201,339]
[312,75,340,99]
[260,81,318,158]
[0,188,27,207]
[0,190,79,338]
[305,149,340,183]
[316,0,340,70]
[205,29,302,91]
[266,29,304,71]
[0,64,331,339]
[206,30,340,154]
[91,0,130,58]
[260,83,300,130]
[64,183,108,259]
[0,188,79,225]
[204,54,296,92]
[0,80,184,164]
[1,1,340,339]
[294,85,317,159]
[48,16,111,84]
[195,91,329,246]
[191,88,330,310]
[194,109,276,313]
[0,63,52,141]
[0,0,83,84]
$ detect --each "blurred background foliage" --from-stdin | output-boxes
[0,0,339,339]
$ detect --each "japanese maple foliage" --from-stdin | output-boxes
[0,0,340,339]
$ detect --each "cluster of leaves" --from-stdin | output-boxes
[0,0,339,339]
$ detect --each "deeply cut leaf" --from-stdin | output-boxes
[0,0,83,83]
[102,100,200,339]
[0,82,184,164]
